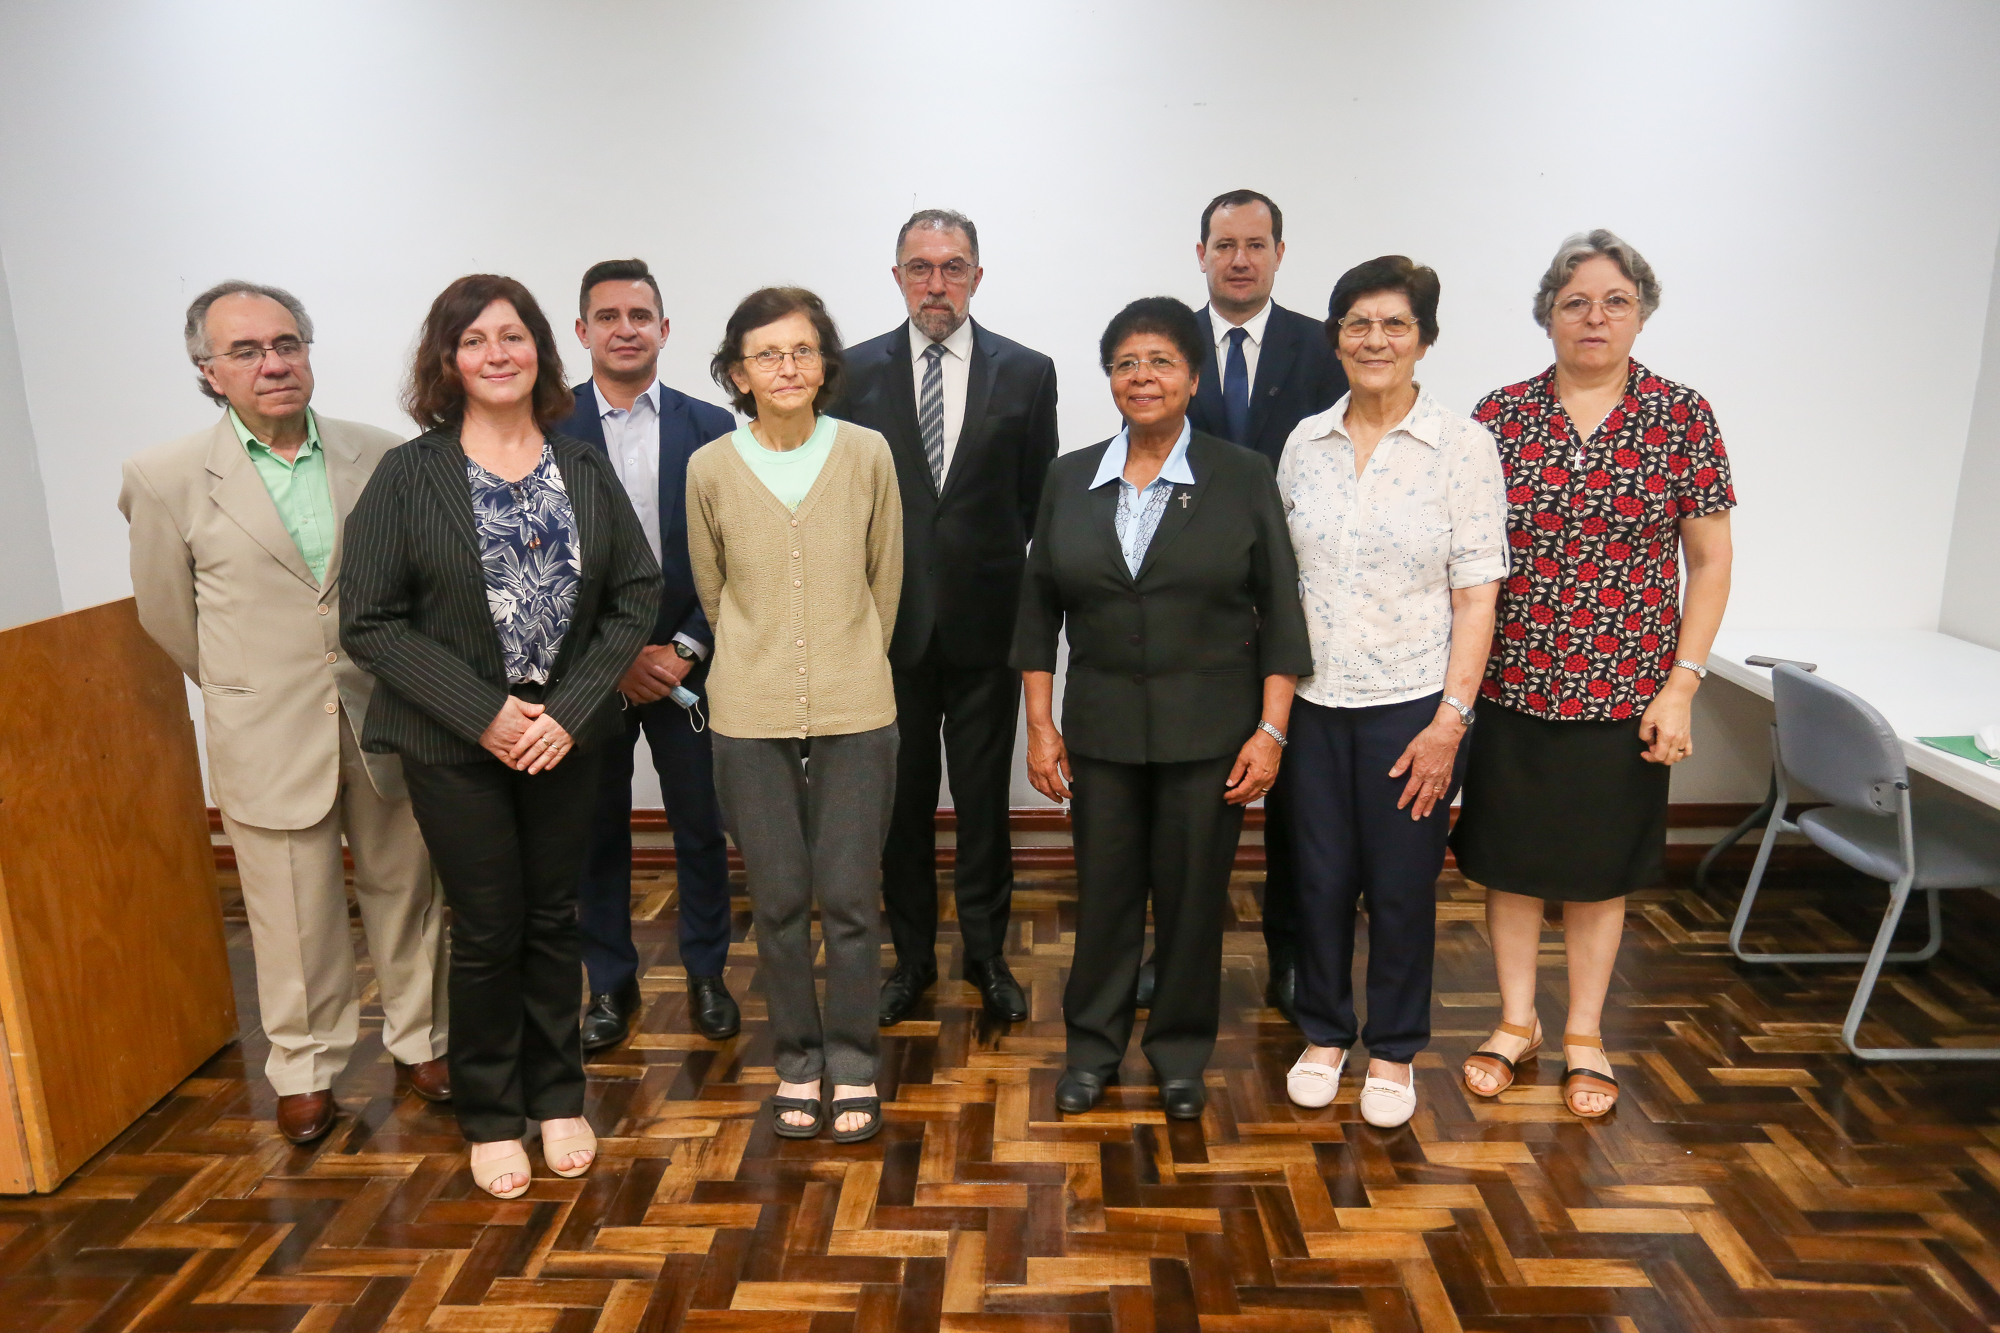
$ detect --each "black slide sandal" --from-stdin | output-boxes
[828,1096,883,1144]
[770,1095,823,1139]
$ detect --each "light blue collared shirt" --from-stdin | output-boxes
[1091,420,1196,576]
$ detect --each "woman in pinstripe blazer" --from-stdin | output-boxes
[343,275,661,1199]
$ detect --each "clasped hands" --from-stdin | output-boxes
[480,694,574,773]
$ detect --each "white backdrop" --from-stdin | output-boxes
[3,0,1996,805]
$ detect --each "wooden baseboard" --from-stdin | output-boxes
[209,803,1776,874]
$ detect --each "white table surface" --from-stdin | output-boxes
[1708,628,2000,808]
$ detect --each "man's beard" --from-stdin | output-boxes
[914,302,962,340]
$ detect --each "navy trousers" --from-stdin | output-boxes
[1288,692,1467,1062]
[578,679,733,991]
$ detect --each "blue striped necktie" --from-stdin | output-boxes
[919,343,946,489]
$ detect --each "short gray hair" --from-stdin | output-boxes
[895,208,979,264]
[1532,229,1660,330]
[183,279,314,403]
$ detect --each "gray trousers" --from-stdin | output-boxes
[712,725,897,1086]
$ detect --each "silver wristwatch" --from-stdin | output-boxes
[1257,720,1288,748]
[1441,694,1474,725]
[1672,658,1709,681]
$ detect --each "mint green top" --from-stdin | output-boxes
[730,413,838,511]
[231,406,336,583]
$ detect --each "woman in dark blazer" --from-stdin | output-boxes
[343,274,661,1198]
[1012,296,1312,1121]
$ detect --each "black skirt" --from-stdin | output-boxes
[1450,701,1669,902]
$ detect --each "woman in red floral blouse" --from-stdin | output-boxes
[1452,230,1735,1118]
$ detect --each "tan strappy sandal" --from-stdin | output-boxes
[1561,1033,1620,1118]
[1462,1017,1541,1097]
[541,1119,598,1178]
[470,1142,533,1199]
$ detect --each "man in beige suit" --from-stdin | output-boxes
[120,280,449,1144]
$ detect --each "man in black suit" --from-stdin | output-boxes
[835,210,1059,1026]
[559,259,739,1049]
[1135,190,1346,1025]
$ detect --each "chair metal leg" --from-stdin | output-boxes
[1843,879,1997,1060]
[1697,769,1779,895]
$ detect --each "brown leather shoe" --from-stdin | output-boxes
[276,1090,336,1144]
[398,1058,451,1103]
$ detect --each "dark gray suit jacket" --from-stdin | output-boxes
[340,428,663,765]
[1010,430,1313,765]
[1188,301,1347,468]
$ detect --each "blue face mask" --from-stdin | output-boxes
[669,684,705,732]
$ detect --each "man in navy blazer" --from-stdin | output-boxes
[560,259,739,1050]
[1170,190,1347,1025]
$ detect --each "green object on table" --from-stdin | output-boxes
[1918,735,2000,766]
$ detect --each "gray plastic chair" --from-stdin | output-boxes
[1728,664,2000,1060]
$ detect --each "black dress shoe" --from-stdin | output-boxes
[1134,955,1158,1009]
[1266,962,1298,1026]
[1056,1067,1112,1114]
[878,961,937,1027]
[687,975,741,1041]
[581,981,642,1053]
[1160,1078,1207,1121]
[964,956,1028,1021]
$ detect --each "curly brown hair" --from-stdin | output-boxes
[404,274,572,432]
[709,286,845,418]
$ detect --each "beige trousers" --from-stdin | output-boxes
[220,717,448,1096]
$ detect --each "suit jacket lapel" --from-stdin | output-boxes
[656,393,691,549]
[1134,434,1211,582]
[881,325,927,474]
[939,321,993,502]
[1248,303,1300,443]
[204,419,319,590]
[317,417,368,590]
[557,438,605,571]
[416,434,482,557]
[572,383,609,451]
[1192,306,1226,426]
[1087,465,1132,587]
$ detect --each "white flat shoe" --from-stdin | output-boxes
[1286,1048,1347,1108]
[1359,1073,1418,1128]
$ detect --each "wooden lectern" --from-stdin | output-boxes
[0,598,236,1191]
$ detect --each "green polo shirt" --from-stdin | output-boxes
[230,406,336,583]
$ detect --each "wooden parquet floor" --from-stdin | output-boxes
[10,853,2000,1333]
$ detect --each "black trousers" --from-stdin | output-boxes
[1066,751,1242,1080]
[579,685,732,989]
[402,748,599,1142]
[882,641,1020,967]
[1288,693,1466,1062]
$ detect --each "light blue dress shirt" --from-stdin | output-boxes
[1090,420,1196,577]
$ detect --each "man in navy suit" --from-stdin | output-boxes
[561,259,739,1050]
[1146,190,1348,1025]
[834,210,1059,1027]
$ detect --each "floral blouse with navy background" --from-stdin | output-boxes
[466,444,581,684]
[1472,359,1736,722]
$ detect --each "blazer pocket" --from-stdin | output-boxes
[200,682,257,696]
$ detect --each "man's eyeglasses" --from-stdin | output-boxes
[1334,315,1421,341]
[899,259,975,283]
[1106,355,1187,380]
[1552,294,1640,323]
[742,346,822,371]
[202,338,312,369]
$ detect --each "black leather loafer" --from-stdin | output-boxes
[878,961,937,1027]
[965,956,1028,1021]
[1266,963,1298,1027]
[1056,1067,1112,1114]
[581,981,642,1054]
[687,974,741,1041]
[1160,1078,1207,1121]
[1134,956,1158,1009]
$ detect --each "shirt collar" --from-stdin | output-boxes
[1091,418,1196,489]
[1300,385,1445,449]
[909,316,976,363]
[1209,299,1274,348]
[229,405,321,460]
[596,376,661,417]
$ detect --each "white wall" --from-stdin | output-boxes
[0,245,60,630]
[1942,226,2000,651]
[3,0,1996,805]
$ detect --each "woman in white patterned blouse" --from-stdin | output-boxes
[1274,257,1507,1128]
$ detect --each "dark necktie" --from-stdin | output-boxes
[919,343,946,489]
[1223,326,1251,445]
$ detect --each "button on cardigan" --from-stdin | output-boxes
[686,417,904,739]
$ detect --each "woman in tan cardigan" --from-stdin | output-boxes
[688,287,902,1143]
